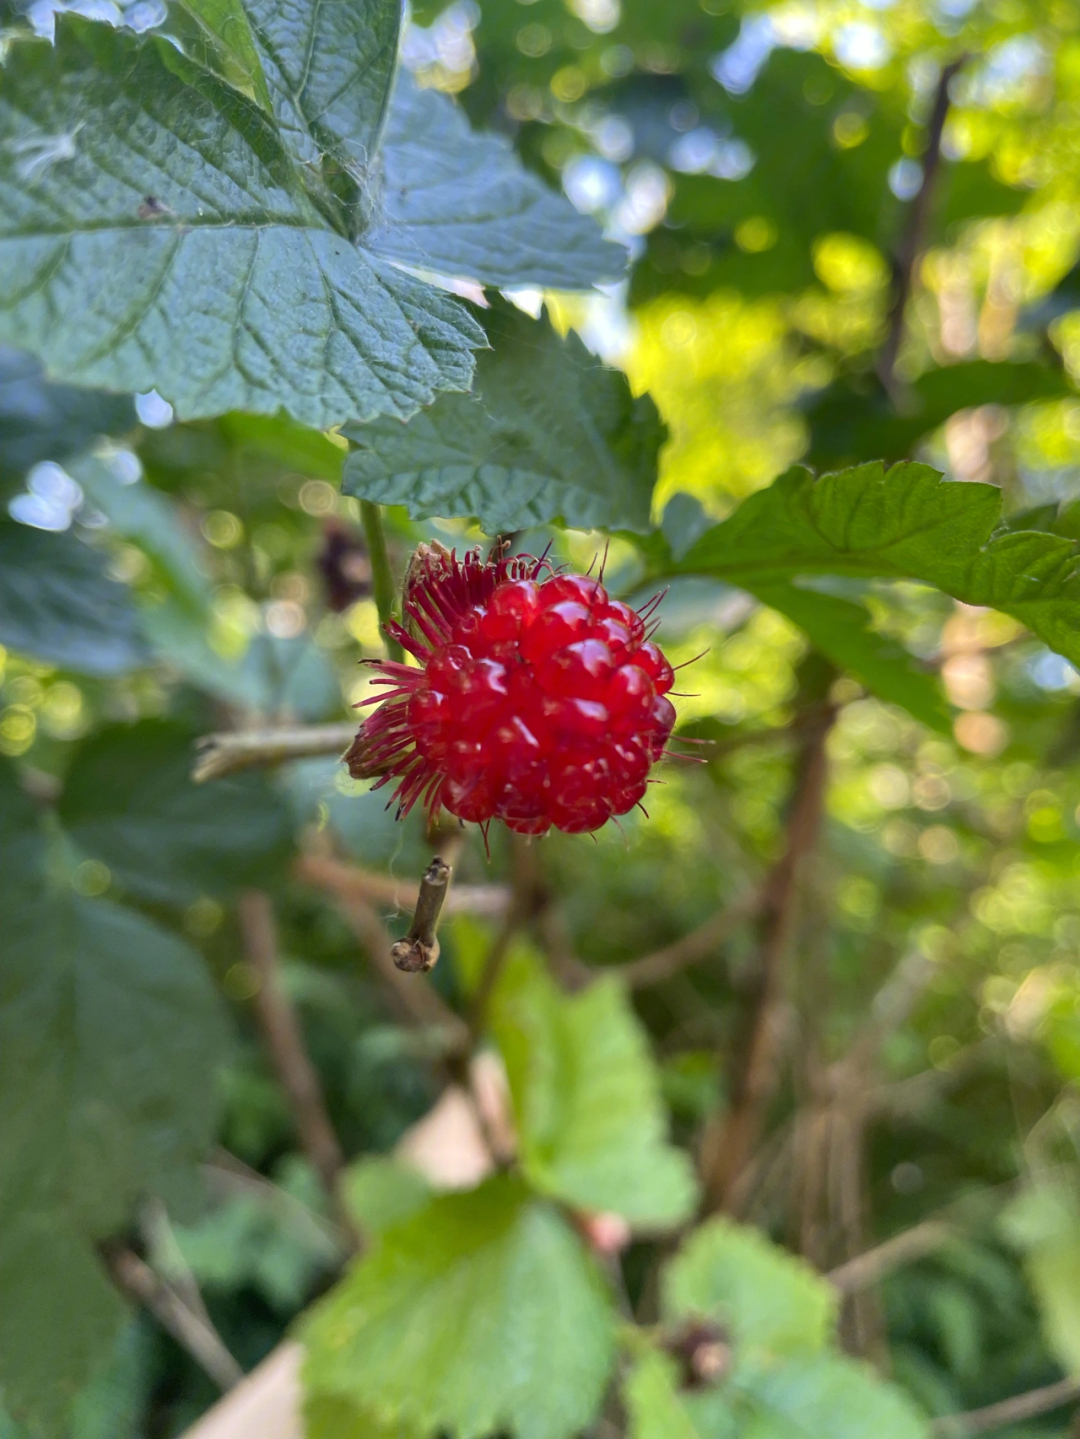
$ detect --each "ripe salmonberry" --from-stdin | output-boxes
[345,542,676,837]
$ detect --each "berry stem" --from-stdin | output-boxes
[360,500,404,662]
[390,856,452,973]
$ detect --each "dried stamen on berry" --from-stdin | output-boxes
[344,542,677,837]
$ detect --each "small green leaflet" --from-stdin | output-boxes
[733,1354,929,1439]
[0,21,482,428]
[663,1219,837,1357]
[302,1177,616,1439]
[368,71,626,290]
[677,462,1080,674]
[490,947,698,1226]
[624,1350,732,1439]
[0,517,147,675]
[343,300,664,534]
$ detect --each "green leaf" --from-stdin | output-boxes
[749,580,952,733]
[663,1219,837,1356]
[0,346,134,500]
[678,462,1080,673]
[1000,1173,1080,1376]
[0,773,229,1425]
[0,517,148,675]
[368,71,625,290]
[0,22,483,427]
[734,1353,928,1439]
[343,300,663,533]
[625,1351,734,1439]
[806,362,1070,470]
[0,885,229,1228]
[302,1177,616,1439]
[173,0,274,113]
[0,1212,124,1432]
[58,719,293,905]
[491,950,698,1226]
[341,1156,432,1236]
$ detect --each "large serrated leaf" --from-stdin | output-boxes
[0,517,148,675]
[491,949,698,1226]
[302,1177,616,1439]
[0,886,229,1229]
[678,462,1080,673]
[367,70,625,290]
[0,22,482,427]
[343,300,663,533]
[0,762,230,1425]
[0,347,134,500]
[663,1219,837,1357]
[58,719,293,904]
[0,1212,125,1433]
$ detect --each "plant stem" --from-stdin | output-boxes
[700,696,837,1214]
[360,499,403,661]
[102,1244,243,1392]
[877,55,967,398]
[192,723,357,782]
[932,1377,1080,1436]
[237,890,361,1250]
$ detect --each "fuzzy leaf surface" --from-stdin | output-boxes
[368,71,625,289]
[679,462,1080,671]
[0,23,482,427]
[343,301,663,533]
[491,952,698,1226]
[242,0,399,175]
[0,518,147,675]
[303,1177,616,1439]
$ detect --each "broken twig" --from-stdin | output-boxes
[391,857,452,973]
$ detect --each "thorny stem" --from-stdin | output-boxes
[391,856,453,973]
[701,698,837,1214]
[102,1244,243,1392]
[237,891,362,1250]
[877,55,967,398]
[360,499,404,662]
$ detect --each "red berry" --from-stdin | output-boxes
[346,543,678,836]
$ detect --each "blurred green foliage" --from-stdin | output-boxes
[11,0,1080,1436]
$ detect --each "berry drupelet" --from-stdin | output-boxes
[345,542,676,837]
